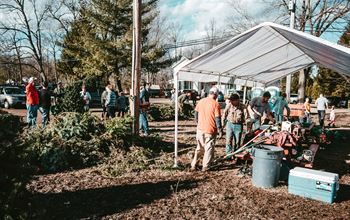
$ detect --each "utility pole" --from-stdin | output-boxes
[131,0,142,135]
[286,0,296,101]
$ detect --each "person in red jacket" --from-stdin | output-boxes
[26,77,39,128]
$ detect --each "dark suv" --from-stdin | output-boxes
[0,86,26,108]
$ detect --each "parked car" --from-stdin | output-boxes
[339,99,349,108]
[326,96,342,107]
[327,96,349,108]
[289,94,298,104]
[164,89,172,99]
[0,85,26,109]
[148,85,161,98]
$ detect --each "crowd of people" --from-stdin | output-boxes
[24,78,132,129]
[187,87,336,171]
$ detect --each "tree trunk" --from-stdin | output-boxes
[53,49,58,83]
[298,69,305,103]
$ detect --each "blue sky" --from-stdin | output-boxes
[159,0,345,43]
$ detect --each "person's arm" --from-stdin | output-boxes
[194,111,199,123]
[101,91,106,105]
[222,103,230,127]
[194,101,200,123]
[285,103,290,118]
[303,102,308,112]
[105,93,110,106]
[242,105,246,123]
[265,104,275,123]
[215,103,222,137]
[325,98,329,109]
[250,98,262,117]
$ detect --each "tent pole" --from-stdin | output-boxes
[174,71,179,168]
[243,79,248,104]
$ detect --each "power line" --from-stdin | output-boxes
[164,27,346,50]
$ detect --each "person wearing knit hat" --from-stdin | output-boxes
[26,77,39,128]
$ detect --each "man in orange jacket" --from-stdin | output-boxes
[26,77,39,128]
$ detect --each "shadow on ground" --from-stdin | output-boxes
[337,184,350,203]
[29,179,199,219]
[314,130,350,176]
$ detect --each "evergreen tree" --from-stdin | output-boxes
[58,0,170,91]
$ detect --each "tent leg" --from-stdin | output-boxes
[243,79,248,104]
[243,86,247,104]
[174,72,179,168]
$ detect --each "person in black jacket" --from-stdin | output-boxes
[39,81,51,127]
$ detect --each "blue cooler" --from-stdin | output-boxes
[288,167,339,203]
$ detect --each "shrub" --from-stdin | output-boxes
[149,104,175,121]
[23,113,111,172]
[0,111,31,219]
[51,81,85,115]
[99,135,174,177]
[148,103,193,121]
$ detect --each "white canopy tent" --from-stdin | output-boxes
[172,22,350,167]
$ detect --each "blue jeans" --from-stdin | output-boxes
[225,122,243,157]
[318,110,325,127]
[274,113,284,124]
[252,118,261,131]
[139,111,149,134]
[39,107,50,127]
[304,112,311,123]
[27,104,38,128]
[84,105,90,112]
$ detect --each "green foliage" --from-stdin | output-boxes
[0,112,31,219]
[100,134,174,177]
[51,81,85,115]
[58,0,170,89]
[148,103,192,121]
[23,113,112,172]
[149,104,175,121]
[313,67,350,98]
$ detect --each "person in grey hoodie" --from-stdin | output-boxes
[105,85,116,119]
[101,88,108,120]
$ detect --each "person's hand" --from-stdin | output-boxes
[218,129,223,139]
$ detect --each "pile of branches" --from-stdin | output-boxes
[22,113,129,172]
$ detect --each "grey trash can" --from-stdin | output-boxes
[252,145,284,188]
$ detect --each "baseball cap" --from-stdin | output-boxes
[209,87,219,95]
[28,77,37,83]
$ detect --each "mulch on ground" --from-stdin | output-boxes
[26,119,350,219]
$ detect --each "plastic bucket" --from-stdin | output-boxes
[252,145,284,188]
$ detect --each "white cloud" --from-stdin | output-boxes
[159,0,270,40]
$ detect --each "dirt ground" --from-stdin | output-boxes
[23,114,350,219]
[3,102,350,219]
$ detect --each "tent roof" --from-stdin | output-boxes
[176,22,350,85]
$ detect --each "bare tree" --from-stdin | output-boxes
[0,0,52,82]
[225,0,260,34]
[226,0,350,102]
[265,0,350,36]
[47,0,81,34]
[183,45,203,59]
[267,0,350,102]
[166,21,185,60]
[204,18,227,49]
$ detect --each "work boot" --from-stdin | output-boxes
[202,166,209,172]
